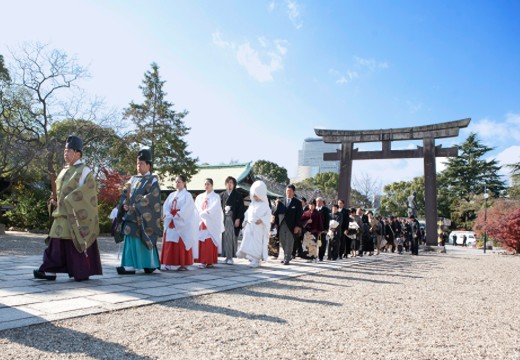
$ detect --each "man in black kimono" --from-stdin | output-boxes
[220,176,245,265]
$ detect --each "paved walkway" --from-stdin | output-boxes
[0,253,385,332]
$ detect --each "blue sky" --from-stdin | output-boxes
[1,0,519,188]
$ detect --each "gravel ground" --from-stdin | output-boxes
[0,232,519,359]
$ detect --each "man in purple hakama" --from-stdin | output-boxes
[33,135,102,281]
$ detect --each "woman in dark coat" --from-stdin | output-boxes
[300,199,323,262]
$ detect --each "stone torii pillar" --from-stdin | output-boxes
[316,118,470,246]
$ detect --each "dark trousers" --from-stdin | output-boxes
[357,234,363,256]
[328,236,340,260]
[279,223,296,263]
[292,234,304,258]
[339,234,347,258]
[411,236,419,255]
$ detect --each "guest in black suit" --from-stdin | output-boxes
[272,184,303,265]
[220,176,245,265]
[301,197,309,212]
[292,196,308,258]
[355,208,364,256]
[409,215,420,255]
[316,197,330,261]
[328,204,343,260]
[337,199,349,259]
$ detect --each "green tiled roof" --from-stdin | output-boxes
[161,162,253,192]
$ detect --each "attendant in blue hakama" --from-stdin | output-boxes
[114,149,162,275]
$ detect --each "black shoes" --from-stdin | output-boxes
[33,270,56,281]
[117,267,157,274]
[283,260,290,265]
[116,266,136,275]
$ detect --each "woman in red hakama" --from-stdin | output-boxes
[161,175,199,271]
[194,178,224,268]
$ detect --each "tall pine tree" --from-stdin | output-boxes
[442,133,505,200]
[124,63,198,180]
[441,133,506,229]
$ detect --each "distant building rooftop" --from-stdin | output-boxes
[160,162,283,198]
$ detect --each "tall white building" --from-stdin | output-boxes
[293,138,340,182]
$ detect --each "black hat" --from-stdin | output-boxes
[65,135,83,153]
[138,149,152,164]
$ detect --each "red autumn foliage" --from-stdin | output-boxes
[473,199,520,253]
[98,168,130,207]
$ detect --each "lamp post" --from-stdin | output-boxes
[483,188,489,254]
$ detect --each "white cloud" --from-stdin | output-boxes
[354,56,389,72]
[258,36,269,48]
[275,40,288,55]
[336,70,359,85]
[332,56,388,86]
[287,0,303,30]
[495,145,520,176]
[268,0,276,12]
[329,68,340,76]
[467,113,520,142]
[212,31,234,49]
[213,31,287,82]
[406,100,423,114]
[506,112,520,126]
[237,41,284,82]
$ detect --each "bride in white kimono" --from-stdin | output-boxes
[237,180,271,267]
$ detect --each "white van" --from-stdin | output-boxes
[449,231,477,246]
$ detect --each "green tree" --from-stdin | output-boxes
[0,54,9,82]
[293,172,333,201]
[507,161,520,200]
[380,176,425,217]
[349,188,370,208]
[313,172,338,190]
[253,160,289,184]
[1,43,116,229]
[49,119,130,177]
[123,62,198,181]
[293,171,369,206]
[442,133,506,200]
[436,173,452,218]
[0,61,37,185]
[441,133,506,228]
[6,43,90,179]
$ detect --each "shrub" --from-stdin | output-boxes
[1,183,49,231]
[473,199,520,254]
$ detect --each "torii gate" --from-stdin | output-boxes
[315,118,470,246]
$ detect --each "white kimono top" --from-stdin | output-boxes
[195,190,225,252]
[163,188,199,258]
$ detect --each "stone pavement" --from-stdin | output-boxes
[0,253,384,332]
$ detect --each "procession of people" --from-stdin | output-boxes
[33,135,424,281]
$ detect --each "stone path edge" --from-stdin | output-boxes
[0,255,385,332]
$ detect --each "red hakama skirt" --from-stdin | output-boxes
[196,238,218,265]
[160,235,193,267]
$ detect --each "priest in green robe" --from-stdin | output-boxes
[114,149,162,274]
[34,135,102,281]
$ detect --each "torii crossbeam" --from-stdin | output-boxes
[315,118,470,246]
